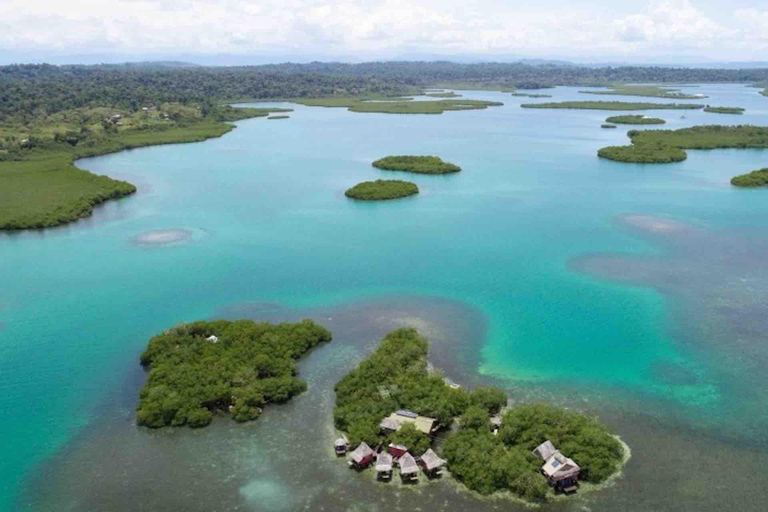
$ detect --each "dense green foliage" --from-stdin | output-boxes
[293,97,502,114]
[510,93,552,98]
[333,328,475,448]
[731,168,768,187]
[390,423,431,455]
[372,155,461,174]
[598,125,768,163]
[597,142,687,163]
[703,106,745,114]
[443,404,624,500]
[605,115,665,125]
[344,179,419,200]
[137,319,332,428]
[601,124,617,129]
[0,106,281,230]
[522,101,704,110]
[579,85,704,99]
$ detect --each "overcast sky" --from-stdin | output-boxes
[1,0,767,64]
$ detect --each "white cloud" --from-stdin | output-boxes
[0,0,765,60]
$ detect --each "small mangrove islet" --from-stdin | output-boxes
[344,180,419,200]
[605,115,666,125]
[425,92,462,98]
[136,319,332,428]
[579,85,705,99]
[372,155,461,174]
[731,168,768,187]
[598,125,768,163]
[334,328,627,501]
[510,92,553,98]
[267,115,290,120]
[601,124,617,128]
[703,106,745,114]
[522,101,704,111]
[292,97,502,115]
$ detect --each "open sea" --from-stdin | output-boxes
[1,85,767,511]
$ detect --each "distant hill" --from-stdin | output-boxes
[90,61,202,69]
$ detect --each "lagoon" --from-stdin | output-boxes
[2,85,768,511]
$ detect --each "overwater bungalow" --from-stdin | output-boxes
[533,440,580,493]
[419,448,446,477]
[379,409,438,435]
[334,436,348,456]
[398,452,419,482]
[375,452,393,480]
[348,442,376,469]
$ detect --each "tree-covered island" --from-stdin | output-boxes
[344,180,419,200]
[598,125,768,163]
[137,319,332,428]
[372,155,461,174]
[579,85,705,99]
[292,97,502,114]
[731,168,768,187]
[522,101,704,111]
[605,115,666,125]
[703,106,745,114]
[334,328,627,501]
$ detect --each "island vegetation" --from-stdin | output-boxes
[372,155,461,174]
[267,115,290,119]
[598,125,768,163]
[522,101,704,111]
[425,91,462,98]
[605,115,666,125]
[291,97,502,114]
[579,85,705,99]
[136,319,332,428]
[344,180,419,200]
[0,105,288,230]
[510,92,553,98]
[443,404,625,499]
[334,328,626,501]
[601,124,617,128]
[703,106,745,114]
[731,168,768,187]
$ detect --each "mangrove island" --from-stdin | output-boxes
[731,168,768,187]
[605,115,666,125]
[522,101,705,111]
[292,97,503,115]
[334,328,627,501]
[598,125,768,163]
[345,180,419,200]
[579,85,705,99]
[136,319,332,428]
[703,106,745,114]
[372,155,461,174]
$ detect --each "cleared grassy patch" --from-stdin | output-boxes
[344,179,419,200]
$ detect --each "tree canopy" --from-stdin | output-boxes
[137,319,332,428]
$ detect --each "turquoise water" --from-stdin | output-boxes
[2,85,768,511]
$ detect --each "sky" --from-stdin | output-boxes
[1,0,767,65]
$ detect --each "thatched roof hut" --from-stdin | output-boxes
[420,449,446,472]
[532,440,557,461]
[399,452,419,477]
[348,442,375,467]
[376,452,393,473]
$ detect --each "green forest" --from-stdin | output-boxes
[598,125,768,163]
[605,115,666,124]
[372,155,461,174]
[731,168,768,187]
[136,319,332,428]
[344,180,419,200]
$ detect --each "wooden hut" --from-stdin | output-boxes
[533,440,580,493]
[532,440,557,461]
[334,436,348,456]
[348,442,376,469]
[380,409,438,435]
[419,448,446,477]
[375,452,393,480]
[398,452,419,482]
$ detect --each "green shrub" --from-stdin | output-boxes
[390,423,431,455]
